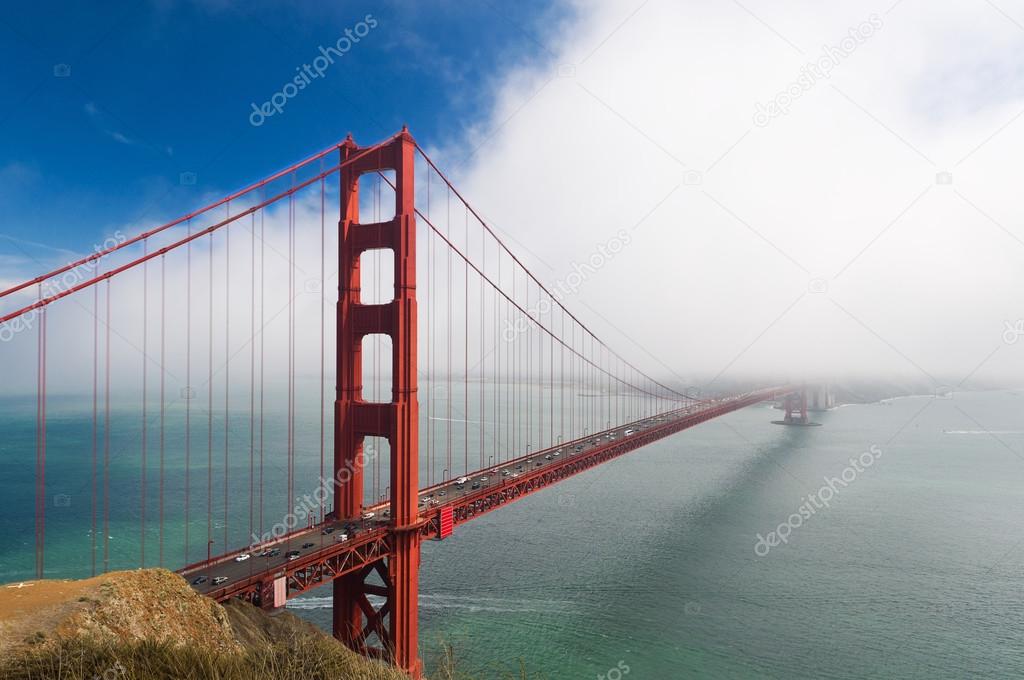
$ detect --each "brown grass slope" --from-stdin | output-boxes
[0,569,410,680]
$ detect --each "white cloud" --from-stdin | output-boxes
[432,0,1024,387]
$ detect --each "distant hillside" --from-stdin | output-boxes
[0,569,413,680]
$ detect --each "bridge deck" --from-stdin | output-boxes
[180,388,784,605]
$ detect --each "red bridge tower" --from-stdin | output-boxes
[333,128,422,678]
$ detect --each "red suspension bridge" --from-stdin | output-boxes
[0,128,796,678]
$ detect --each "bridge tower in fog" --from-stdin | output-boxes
[333,129,422,678]
[772,387,821,426]
[782,390,809,424]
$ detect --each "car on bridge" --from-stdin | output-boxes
[234,553,250,562]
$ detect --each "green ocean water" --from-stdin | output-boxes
[3,389,1023,677]
[293,389,1024,678]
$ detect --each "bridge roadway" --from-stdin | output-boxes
[179,386,787,606]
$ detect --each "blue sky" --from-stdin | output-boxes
[3,0,1023,383]
[0,0,566,256]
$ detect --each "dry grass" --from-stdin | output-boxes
[1,634,412,680]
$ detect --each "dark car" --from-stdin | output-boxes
[191,575,208,586]
[267,548,280,557]
[471,482,480,490]
[302,542,314,549]
[321,526,335,535]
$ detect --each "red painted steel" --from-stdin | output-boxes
[439,507,453,539]
[184,389,790,587]
[0,136,401,304]
[332,129,423,678]
[783,389,809,424]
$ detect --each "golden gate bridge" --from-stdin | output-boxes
[0,127,799,678]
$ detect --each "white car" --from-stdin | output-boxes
[234,553,251,562]
[336,533,349,542]
[625,429,636,435]
[361,511,375,520]
[455,476,469,485]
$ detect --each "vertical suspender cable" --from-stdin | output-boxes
[530,283,535,450]
[540,286,544,449]
[493,247,499,464]
[319,175,326,515]
[479,216,485,469]
[288,190,294,520]
[464,206,468,474]
[446,185,452,477]
[141,242,148,567]
[426,174,432,486]
[92,286,98,576]
[35,285,46,578]
[259,205,265,538]
[511,268,516,456]
[560,307,564,445]
[104,280,111,572]
[159,253,165,567]
[207,229,214,559]
[224,206,230,553]
[249,214,255,540]
[185,220,192,564]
